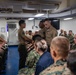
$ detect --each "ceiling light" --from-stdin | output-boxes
[35,13,44,17]
[28,18,34,20]
[53,20,58,22]
[64,18,73,20]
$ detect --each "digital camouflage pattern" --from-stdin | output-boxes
[70,43,76,50]
[39,59,72,75]
[67,35,74,44]
[18,49,40,75]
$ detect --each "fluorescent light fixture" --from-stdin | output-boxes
[53,20,58,22]
[35,13,44,17]
[64,18,73,20]
[28,18,34,20]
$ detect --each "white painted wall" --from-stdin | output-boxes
[60,18,76,34]
[16,20,40,32]
[0,19,7,41]
[0,18,76,43]
[0,19,40,43]
[7,19,40,45]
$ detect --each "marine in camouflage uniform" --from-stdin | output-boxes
[18,20,32,70]
[67,34,74,44]
[59,29,64,36]
[45,26,57,52]
[39,19,57,46]
[43,19,57,52]
[39,59,72,75]
[64,34,68,38]
[38,20,46,39]
[39,28,45,39]
[67,34,74,49]
[18,49,40,75]
[45,26,57,46]
[40,36,72,75]
[63,31,68,38]
[70,43,76,50]
[67,30,74,46]
[70,34,76,50]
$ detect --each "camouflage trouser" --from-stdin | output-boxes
[18,68,34,75]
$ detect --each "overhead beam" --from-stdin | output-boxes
[0,9,75,18]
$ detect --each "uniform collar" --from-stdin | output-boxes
[55,59,66,65]
[46,26,53,31]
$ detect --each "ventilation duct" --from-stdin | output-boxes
[27,4,58,10]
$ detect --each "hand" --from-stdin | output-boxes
[32,74,34,75]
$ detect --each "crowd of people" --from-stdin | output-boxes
[59,29,76,50]
[0,18,76,75]
[15,19,76,75]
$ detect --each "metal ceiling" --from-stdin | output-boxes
[0,0,76,18]
[0,0,62,13]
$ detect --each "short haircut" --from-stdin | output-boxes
[67,50,76,75]
[32,34,42,42]
[51,36,70,57]
[43,18,50,22]
[29,30,32,33]
[43,18,51,23]
[69,30,72,32]
[19,20,25,26]
[40,19,45,23]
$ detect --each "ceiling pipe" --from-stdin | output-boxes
[0,8,76,18]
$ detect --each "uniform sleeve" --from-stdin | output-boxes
[62,68,72,75]
[39,67,49,75]
[25,51,36,68]
[19,30,32,42]
[53,29,58,38]
[39,30,44,38]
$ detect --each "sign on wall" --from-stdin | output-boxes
[1,27,5,33]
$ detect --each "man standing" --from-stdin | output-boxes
[59,29,64,36]
[67,30,74,44]
[18,20,32,70]
[40,36,72,75]
[71,34,76,50]
[43,19,57,52]
[38,20,45,39]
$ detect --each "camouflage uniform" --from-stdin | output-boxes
[67,35,74,49]
[67,35,74,44]
[45,26,57,46]
[63,34,68,38]
[18,28,28,69]
[39,28,46,39]
[18,49,40,75]
[39,59,72,75]
[18,28,26,45]
[70,43,76,50]
[59,33,64,36]
[39,26,57,46]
